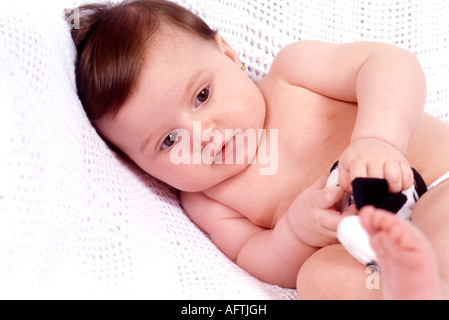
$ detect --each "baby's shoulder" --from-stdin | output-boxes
[261,40,322,94]
[267,40,315,77]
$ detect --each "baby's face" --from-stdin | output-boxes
[97,26,266,192]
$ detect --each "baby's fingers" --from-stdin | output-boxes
[401,161,414,190]
[385,161,414,193]
[384,161,402,193]
[338,162,371,193]
[313,187,344,210]
[318,210,343,232]
[350,162,368,182]
[337,163,352,193]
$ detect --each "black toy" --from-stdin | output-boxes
[326,161,427,265]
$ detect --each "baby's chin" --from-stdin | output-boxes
[178,163,251,193]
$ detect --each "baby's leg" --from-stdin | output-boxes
[298,180,449,299]
[298,180,449,300]
[297,212,440,300]
[407,180,449,298]
[360,206,441,299]
[297,244,382,299]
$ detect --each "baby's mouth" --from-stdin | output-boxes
[214,135,236,164]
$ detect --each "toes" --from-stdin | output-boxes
[359,206,394,234]
[358,207,441,299]
[360,206,427,254]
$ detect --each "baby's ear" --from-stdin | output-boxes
[213,33,241,65]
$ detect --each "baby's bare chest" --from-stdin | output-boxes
[211,85,358,228]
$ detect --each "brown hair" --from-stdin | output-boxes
[70,0,217,120]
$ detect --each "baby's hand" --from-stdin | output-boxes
[338,138,414,194]
[287,175,355,247]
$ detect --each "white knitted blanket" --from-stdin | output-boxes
[1,0,448,299]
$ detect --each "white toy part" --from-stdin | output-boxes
[337,216,377,266]
[326,163,376,265]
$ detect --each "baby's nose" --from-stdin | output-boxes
[192,121,222,151]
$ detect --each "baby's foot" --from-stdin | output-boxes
[359,206,441,299]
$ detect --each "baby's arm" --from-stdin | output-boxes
[270,41,427,192]
[181,191,313,287]
[180,177,347,288]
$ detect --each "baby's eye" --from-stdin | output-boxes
[194,87,210,106]
[161,131,178,150]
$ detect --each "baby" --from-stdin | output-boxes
[71,0,449,299]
